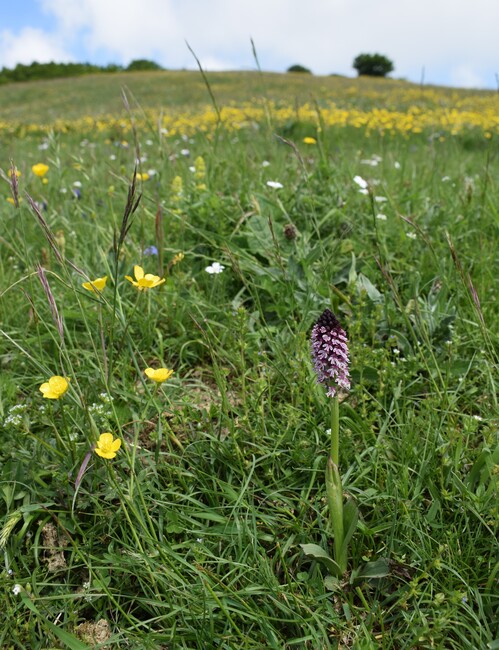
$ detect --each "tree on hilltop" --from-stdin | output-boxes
[126,59,163,71]
[287,64,312,74]
[353,53,394,77]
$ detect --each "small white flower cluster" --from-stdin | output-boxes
[88,394,114,426]
[3,404,28,430]
[360,154,382,167]
[353,175,369,194]
[88,402,106,417]
[205,262,225,275]
[354,175,388,203]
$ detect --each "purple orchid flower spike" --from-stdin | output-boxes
[310,309,350,397]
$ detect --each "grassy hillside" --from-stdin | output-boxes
[0,69,497,124]
[0,69,497,648]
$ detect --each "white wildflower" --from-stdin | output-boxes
[353,175,368,189]
[205,262,225,274]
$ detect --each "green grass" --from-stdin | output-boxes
[0,69,495,124]
[0,72,497,648]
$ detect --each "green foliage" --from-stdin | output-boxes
[287,63,312,74]
[126,59,163,71]
[0,60,113,85]
[353,52,394,77]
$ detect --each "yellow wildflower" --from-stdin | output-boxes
[136,172,150,182]
[303,137,317,144]
[95,432,121,459]
[82,276,108,292]
[39,376,70,399]
[8,168,21,178]
[194,156,206,180]
[171,175,183,203]
[125,265,165,291]
[172,252,184,265]
[144,367,174,383]
[32,163,49,177]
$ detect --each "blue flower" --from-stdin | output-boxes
[143,246,159,256]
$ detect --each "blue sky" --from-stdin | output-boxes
[1,0,498,89]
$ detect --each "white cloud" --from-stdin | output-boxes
[0,27,73,67]
[2,0,499,88]
[450,65,486,89]
[197,55,239,72]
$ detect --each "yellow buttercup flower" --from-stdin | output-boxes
[95,432,121,459]
[303,137,317,144]
[32,163,49,177]
[82,276,107,292]
[8,168,21,178]
[172,252,184,265]
[136,172,150,182]
[39,376,70,399]
[125,265,165,291]
[144,367,174,383]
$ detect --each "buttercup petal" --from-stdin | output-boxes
[95,448,115,459]
[99,432,114,446]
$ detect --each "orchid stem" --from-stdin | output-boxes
[330,395,339,466]
[327,395,346,574]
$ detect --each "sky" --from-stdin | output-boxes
[0,0,498,90]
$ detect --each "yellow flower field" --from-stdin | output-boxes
[0,73,497,137]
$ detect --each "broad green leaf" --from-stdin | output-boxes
[341,498,359,552]
[300,543,342,577]
[353,558,391,582]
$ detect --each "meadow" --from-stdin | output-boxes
[0,70,498,649]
